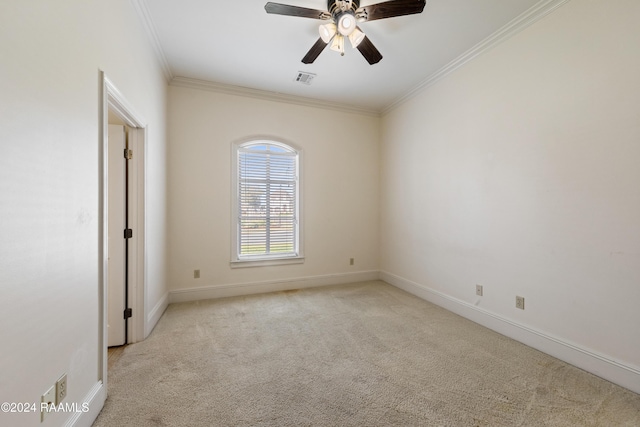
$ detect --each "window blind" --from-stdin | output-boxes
[238,144,297,258]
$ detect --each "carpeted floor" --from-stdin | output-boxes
[93,281,640,426]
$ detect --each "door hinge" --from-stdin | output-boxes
[124,149,133,160]
[124,229,133,239]
[124,308,133,319]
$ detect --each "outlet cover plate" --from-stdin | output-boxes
[56,373,67,404]
[476,285,483,296]
[516,296,525,310]
[41,385,55,422]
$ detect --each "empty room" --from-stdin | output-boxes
[0,0,639,426]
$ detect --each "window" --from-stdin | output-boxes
[231,140,303,267]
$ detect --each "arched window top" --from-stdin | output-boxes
[239,140,297,154]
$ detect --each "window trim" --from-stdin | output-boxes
[231,138,304,268]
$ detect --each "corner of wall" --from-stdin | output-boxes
[146,291,169,338]
[380,271,640,395]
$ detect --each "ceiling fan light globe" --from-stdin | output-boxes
[337,13,356,36]
[319,23,337,43]
[330,34,345,55]
[348,28,365,48]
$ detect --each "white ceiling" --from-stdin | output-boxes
[139,0,561,113]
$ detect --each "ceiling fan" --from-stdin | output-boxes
[265,0,426,65]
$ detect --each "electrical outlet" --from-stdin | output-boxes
[516,296,525,310]
[41,385,55,422]
[349,258,354,266]
[476,285,483,296]
[194,269,200,279]
[56,374,67,404]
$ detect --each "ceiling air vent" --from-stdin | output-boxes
[295,72,316,85]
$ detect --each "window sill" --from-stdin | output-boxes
[230,256,305,269]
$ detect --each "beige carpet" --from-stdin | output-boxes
[94,281,640,426]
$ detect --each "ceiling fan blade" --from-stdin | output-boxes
[302,38,329,64]
[356,0,426,22]
[265,2,330,19]
[356,36,383,64]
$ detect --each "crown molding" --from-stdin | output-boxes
[382,0,572,115]
[169,76,381,117]
[131,0,569,117]
[129,0,173,82]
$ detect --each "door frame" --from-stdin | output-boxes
[99,71,147,385]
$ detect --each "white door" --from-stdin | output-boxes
[108,124,127,347]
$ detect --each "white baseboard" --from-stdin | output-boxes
[169,270,380,304]
[67,381,105,427]
[146,291,169,338]
[380,271,640,395]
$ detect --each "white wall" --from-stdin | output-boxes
[167,86,379,299]
[381,0,640,390]
[0,1,168,426]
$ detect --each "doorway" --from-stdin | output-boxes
[100,72,147,386]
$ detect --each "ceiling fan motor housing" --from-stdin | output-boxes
[328,0,359,15]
